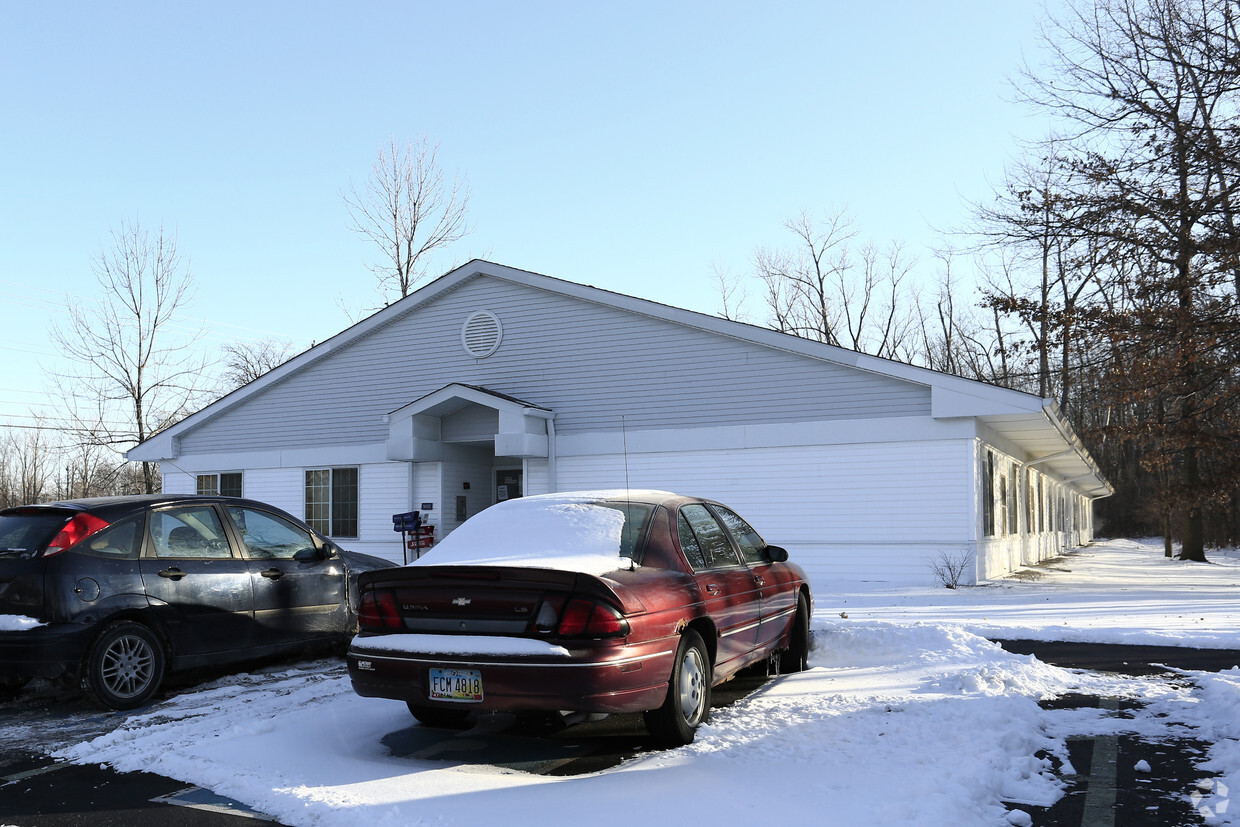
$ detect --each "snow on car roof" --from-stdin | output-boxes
[411,490,678,575]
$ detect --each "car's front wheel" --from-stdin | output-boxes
[779,592,811,673]
[645,629,711,747]
[82,621,166,710]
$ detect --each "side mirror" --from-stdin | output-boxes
[294,546,328,562]
[764,545,789,563]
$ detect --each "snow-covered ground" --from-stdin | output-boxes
[833,538,1240,649]
[45,539,1240,826]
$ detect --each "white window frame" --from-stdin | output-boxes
[197,471,243,497]
[305,467,359,538]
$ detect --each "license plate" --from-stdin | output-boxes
[428,668,484,702]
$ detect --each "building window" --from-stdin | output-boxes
[998,472,1009,537]
[1037,474,1045,533]
[305,467,358,537]
[1024,469,1034,535]
[983,451,996,537]
[197,472,242,497]
[1006,462,1019,535]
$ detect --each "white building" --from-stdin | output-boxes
[130,260,1112,589]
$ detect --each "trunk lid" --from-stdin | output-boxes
[358,564,645,637]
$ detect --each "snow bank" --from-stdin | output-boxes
[411,490,672,576]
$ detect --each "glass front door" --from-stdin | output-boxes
[495,469,522,504]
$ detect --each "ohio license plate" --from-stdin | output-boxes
[428,668,483,702]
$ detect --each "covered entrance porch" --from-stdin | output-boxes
[384,384,556,538]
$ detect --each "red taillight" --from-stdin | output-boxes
[556,597,629,638]
[358,590,402,631]
[44,513,111,556]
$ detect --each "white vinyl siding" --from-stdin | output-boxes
[179,276,930,455]
[556,439,972,587]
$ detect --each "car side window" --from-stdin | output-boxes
[227,507,317,560]
[677,512,707,569]
[679,504,741,569]
[73,517,142,560]
[150,506,233,559]
[712,505,767,565]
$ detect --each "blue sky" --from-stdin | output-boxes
[2,1,1060,433]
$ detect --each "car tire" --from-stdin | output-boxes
[82,621,166,710]
[407,703,472,729]
[0,675,31,700]
[779,593,811,674]
[644,628,711,747]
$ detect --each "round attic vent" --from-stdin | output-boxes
[461,310,503,358]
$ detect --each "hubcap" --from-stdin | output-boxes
[678,646,706,724]
[101,635,155,699]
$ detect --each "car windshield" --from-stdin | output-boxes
[0,509,71,558]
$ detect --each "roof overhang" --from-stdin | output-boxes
[979,402,1113,499]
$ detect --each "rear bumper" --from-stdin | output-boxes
[0,623,94,679]
[347,635,677,715]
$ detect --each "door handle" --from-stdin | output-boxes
[753,576,766,586]
[704,584,721,594]
[157,568,185,581]
[260,568,284,580]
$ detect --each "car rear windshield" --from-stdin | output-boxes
[0,509,72,558]
[597,501,655,559]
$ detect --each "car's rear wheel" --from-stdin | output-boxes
[407,703,472,729]
[779,593,811,674]
[645,629,711,747]
[82,621,166,710]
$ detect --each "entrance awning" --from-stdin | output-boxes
[384,384,554,461]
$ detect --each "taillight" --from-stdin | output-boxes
[44,513,111,556]
[555,597,629,638]
[358,590,402,631]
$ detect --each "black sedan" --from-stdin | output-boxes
[0,494,391,709]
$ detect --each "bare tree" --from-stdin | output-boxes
[1,421,54,506]
[711,262,748,322]
[220,338,296,392]
[344,136,472,303]
[51,221,210,493]
[742,209,925,362]
[916,252,1007,383]
[753,210,857,345]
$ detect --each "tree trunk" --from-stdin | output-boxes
[1163,508,1173,558]
[1180,446,1207,561]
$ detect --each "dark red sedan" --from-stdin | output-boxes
[347,490,812,745]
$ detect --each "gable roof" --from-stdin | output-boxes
[130,259,1111,497]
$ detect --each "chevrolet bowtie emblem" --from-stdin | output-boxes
[451,597,472,607]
